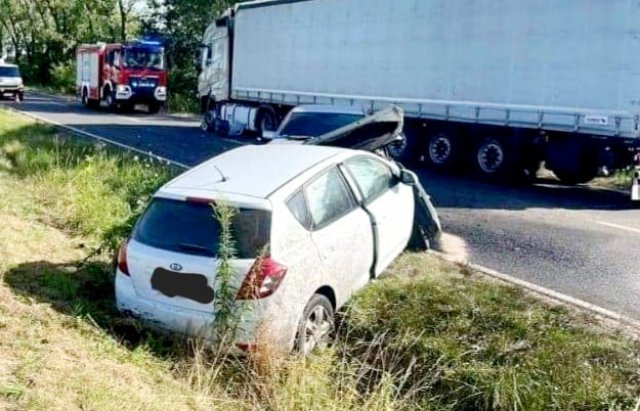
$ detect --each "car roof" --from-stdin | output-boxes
[289,104,367,116]
[160,144,350,200]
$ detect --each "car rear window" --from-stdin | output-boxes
[132,198,271,258]
[0,66,20,77]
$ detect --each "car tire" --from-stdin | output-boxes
[14,92,23,103]
[295,294,335,355]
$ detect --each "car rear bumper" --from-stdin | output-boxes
[115,270,289,352]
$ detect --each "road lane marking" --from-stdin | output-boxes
[595,221,640,235]
[432,250,640,332]
[4,108,190,169]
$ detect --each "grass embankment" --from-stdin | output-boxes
[0,109,639,410]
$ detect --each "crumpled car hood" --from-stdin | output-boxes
[304,105,404,152]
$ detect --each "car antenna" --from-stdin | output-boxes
[213,164,228,182]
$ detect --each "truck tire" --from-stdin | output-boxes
[104,87,116,111]
[546,138,598,185]
[425,131,459,170]
[255,106,278,134]
[552,167,598,185]
[81,89,89,106]
[475,138,510,176]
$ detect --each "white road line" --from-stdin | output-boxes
[595,221,640,235]
[431,250,640,333]
[5,108,190,170]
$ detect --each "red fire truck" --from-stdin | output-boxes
[76,40,167,113]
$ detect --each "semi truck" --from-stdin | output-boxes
[77,39,167,113]
[197,0,640,195]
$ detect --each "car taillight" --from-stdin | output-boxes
[117,240,130,276]
[236,257,287,300]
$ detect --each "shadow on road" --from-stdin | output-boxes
[417,168,635,211]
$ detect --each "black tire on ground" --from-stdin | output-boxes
[552,167,598,185]
[14,92,23,103]
[295,294,335,355]
[104,87,116,111]
[475,137,512,177]
[202,108,217,133]
[255,106,278,134]
[81,89,89,107]
[148,102,161,114]
[424,130,460,170]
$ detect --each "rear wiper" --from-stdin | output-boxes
[178,243,210,253]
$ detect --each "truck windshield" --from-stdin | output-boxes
[0,66,20,77]
[123,48,164,70]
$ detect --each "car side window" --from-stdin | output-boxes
[286,190,311,229]
[304,167,356,228]
[344,156,395,203]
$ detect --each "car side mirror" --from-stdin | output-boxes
[400,169,416,185]
[262,130,276,140]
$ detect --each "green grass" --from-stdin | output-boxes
[1,108,639,410]
[0,109,176,250]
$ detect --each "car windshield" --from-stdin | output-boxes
[123,48,164,70]
[0,66,20,77]
[132,198,271,259]
[279,112,364,138]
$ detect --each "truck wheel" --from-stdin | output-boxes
[475,138,509,176]
[425,131,458,170]
[202,109,217,133]
[552,167,598,185]
[81,89,89,106]
[104,88,116,111]
[255,106,278,133]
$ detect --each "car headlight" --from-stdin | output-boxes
[116,84,129,92]
[156,86,166,94]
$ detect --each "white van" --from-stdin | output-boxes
[0,63,24,102]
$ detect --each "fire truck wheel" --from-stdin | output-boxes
[148,103,161,114]
[104,92,116,110]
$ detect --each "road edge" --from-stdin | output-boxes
[430,250,640,333]
[2,105,190,170]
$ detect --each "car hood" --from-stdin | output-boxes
[0,77,22,86]
[304,105,404,152]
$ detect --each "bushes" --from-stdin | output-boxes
[49,60,76,95]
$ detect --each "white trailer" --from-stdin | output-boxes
[198,0,640,191]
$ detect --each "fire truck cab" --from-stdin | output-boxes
[76,40,167,113]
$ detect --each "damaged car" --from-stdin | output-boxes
[116,144,439,354]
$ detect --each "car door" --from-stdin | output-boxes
[343,155,414,276]
[303,166,374,304]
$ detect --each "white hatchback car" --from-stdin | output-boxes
[115,144,422,354]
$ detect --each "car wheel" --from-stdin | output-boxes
[14,92,23,103]
[295,294,335,355]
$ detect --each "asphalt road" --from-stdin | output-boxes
[3,92,640,319]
